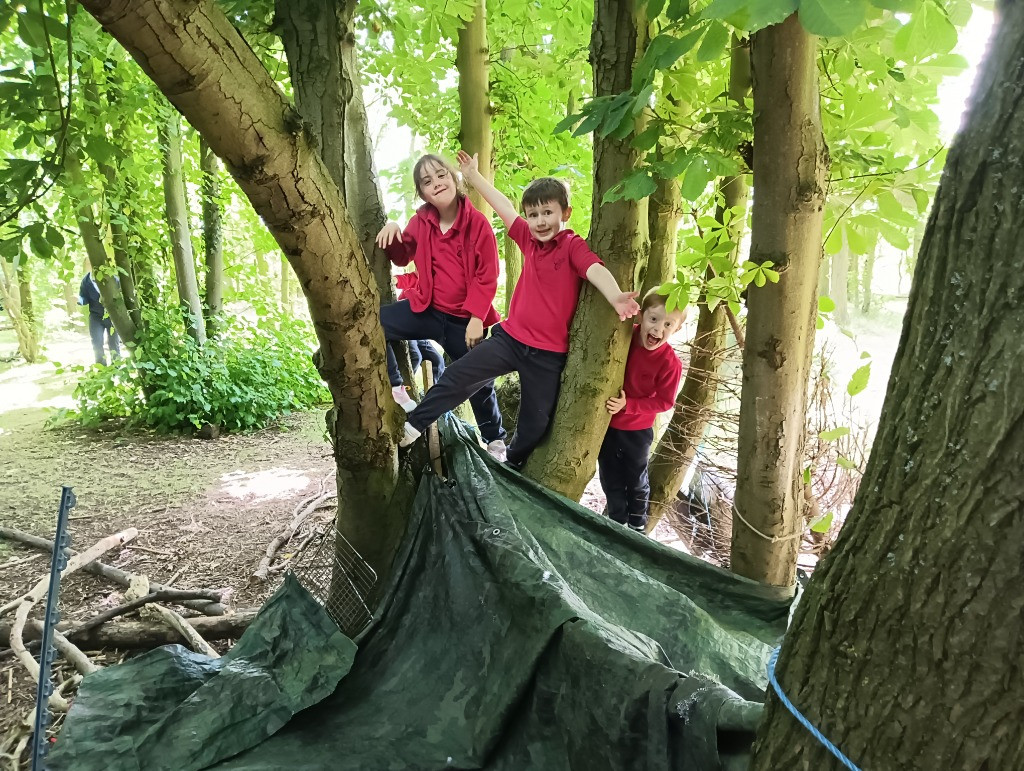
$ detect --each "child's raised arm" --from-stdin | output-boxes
[585,264,640,320]
[457,150,519,229]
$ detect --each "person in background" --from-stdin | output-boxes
[78,271,121,366]
[390,271,445,385]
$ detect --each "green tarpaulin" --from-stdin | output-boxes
[51,417,791,770]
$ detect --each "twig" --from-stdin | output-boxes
[64,589,224,638]
[267,525,323,573]
[32,623,99,676]
[8,528,137,712]
[144,604,220,658]
[251,484,336,583]
[0,526,226,616]
[127,545,173,557]
[0,553,42,570]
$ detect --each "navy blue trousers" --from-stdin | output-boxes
[599,426,654,529]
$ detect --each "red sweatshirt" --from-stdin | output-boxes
[385,197,500,326]
[610,325,683,431]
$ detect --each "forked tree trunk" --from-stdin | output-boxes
[731,15,828,588]
[752,9,1024,767]
[523,0,648,499]
[456,0,493,219]
[200,137,224,333]
[81,0,406,586]
[160,107,206,346]
[276,0,396,306]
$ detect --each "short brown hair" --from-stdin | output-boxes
[521,177,570,212]
[412,154,466,200]
[641,287,687,318]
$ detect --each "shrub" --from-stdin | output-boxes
[70,310,330,432]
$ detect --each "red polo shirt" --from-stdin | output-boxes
[385,197,500,326]
[610,325,684,431]
[502,217,603,353]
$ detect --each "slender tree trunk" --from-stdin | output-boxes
[0,261,40,362]
[280,255,292,309]
[160,107,206,346]
[523,0,648,499]
[503,232,521,317]
[640,174,682,298]
[831,241,850,327]
[753,10,1024,767]
[200,137,224,333]
[731,15,828,588]
[861,245,876,313]
[81,0,405,587]
[456,0,493,219]
[646,173,749,534]
[276,0,395,305]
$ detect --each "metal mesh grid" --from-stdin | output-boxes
[289,526,377,638]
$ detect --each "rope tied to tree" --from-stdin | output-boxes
[766,646,862,771]
[731,504,804,544]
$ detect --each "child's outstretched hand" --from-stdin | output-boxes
[457,150,479,176]
[376,222,402,248]
[606,389,626,415]
[612,291,641,320]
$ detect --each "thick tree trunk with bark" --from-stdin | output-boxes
[456,0,493,219]
[752,11,1024,767]
[503,232,521,317]
[160,107,207,346]
[200,137,224,332]
[640,174,682,298]
[523,0,648,499]
[276,0,395,305]
[731,15,827,588]
[80,0,406,585]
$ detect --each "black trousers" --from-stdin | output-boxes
[408,325,566,468]
[381,300,504,443]
[598,426,654,528]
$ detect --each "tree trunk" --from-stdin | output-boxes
[200,137,224,333]
[503,232,521,317]
[456,0,493,219]
[640,174,682,298]
[646,172,749,534]
[523,0,648,499]
[80,0,405,586]
[861,245,876,313]
[0,260,39,363]
[752,10,1024,767]
[63,278,79,320]
[831,240,850,327]
[731,15,828,588]
[280,255,292,309]
[276,0,395,305]
[160,106,206,346]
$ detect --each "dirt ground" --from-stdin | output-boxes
[0,326,336,764]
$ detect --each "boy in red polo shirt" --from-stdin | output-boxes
[601,290,686,531]
[399,151,641,469]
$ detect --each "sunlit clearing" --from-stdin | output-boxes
[219,467,315,501]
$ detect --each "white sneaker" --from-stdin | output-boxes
[392,385,417,413]
[399,422,422,448]
[486,439,507,463]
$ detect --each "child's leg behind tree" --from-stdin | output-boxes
[598,430,630,524]
[621,428,655,528]
[407,329,519,435]
[505,346,567,469]
[381,301,445,388]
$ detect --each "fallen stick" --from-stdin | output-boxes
[145,604,220,658]
[0,526,227,616]
[63,590,225,639]
[267,525,324,574]
[251,490,335,583]
[29,621,100,677]
[9,528,138,711]
[0,610,258,649]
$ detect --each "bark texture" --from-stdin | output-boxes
[752,10,1024,768]
[503,231,521,316]
[200,137,224,331]
[523,0,648,499]
[731,15,827,587]
[79,0,406,583]
[456,0,493,218]
[160,107,207,346]
[276,0,395,305]
[640,173,682,298]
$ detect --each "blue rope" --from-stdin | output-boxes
[766,646,862,771]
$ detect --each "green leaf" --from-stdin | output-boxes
[818,296,836,313]
[869,0,918,10]
[666,0,690,19]
[836,456,858,470]
[696,21,730,63]
[810,511,834,533]
[847,362,871,396]
[631,124,662,151]
[646,0,668,17]
[798,0,868,36]
[819,426,850,441]
[860,350,872,359]
[802,467,812,485]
